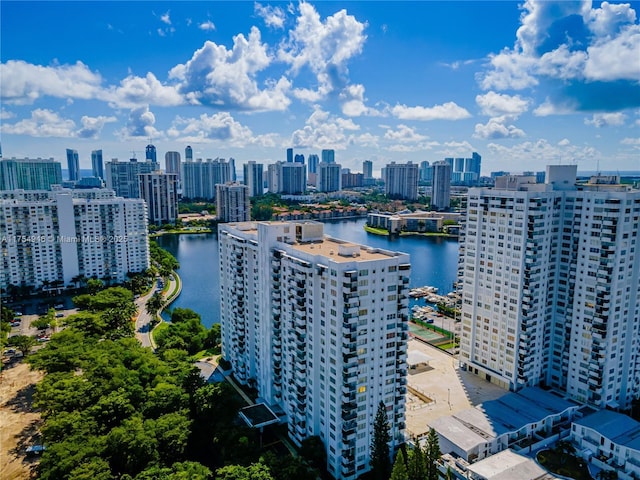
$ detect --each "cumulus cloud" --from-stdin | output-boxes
[383,124,427,143]
[169,27,291,111]
[391,102,471,121]
[255,3,286,29]
[486,138,598,167]
[117,105,161,139]
[621,137,640,145]
[558,138,571,146]
[1,109,15,120]
[160,11,171,25]
[1,108,76,137]
[0,60,103,105]
[339,84,382,117]
[199,20,216,31]
[480,0,640,113]
[291,106,365,150]
[278,3,366,98]
[76,115,117,139]
[476,91,530,117]
[585,112,627,127]
[107,72,184,108]
[474,118,526,139]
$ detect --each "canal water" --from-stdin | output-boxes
[156,217,459,328]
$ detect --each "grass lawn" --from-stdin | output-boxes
[152,322,169,344]
[537,449,592,480]
[363,225,389,236]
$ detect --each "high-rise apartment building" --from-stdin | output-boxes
[0,188,149,290]
[243,161,264,197]
[318,162,342,193]
[145,143,158,168]
[66,149,80,182]
[419,161,431,183]
[218,221,409,479]
[185,145,193,162]
[363,160,373,180]
[321,149,335,164]
[91,150,104,180]
[0,158,63,191]
[181,158,233,200]
[294,154,305,164]
[164,151,181,182]
[308,154,319,174]
[445,152,481,185]
[384,162,419,200]
[431,161,452,211]
[139,171,178,225]
[105,158,156,199]
[459,165,640,410]
[267,163,280,194]
[216,183,250,223]
[286,148,294,163]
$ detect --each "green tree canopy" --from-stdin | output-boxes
[390,449,409,480]
[370,401,392,480]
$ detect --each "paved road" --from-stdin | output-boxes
[134,285,159,348]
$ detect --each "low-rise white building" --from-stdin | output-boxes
[572,410,640,479]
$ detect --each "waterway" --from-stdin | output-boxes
[157,217,459,328]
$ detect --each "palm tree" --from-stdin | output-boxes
[146,292,165,319]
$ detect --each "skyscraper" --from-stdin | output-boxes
[66,149,80,181]
[185,145,193,162]
[181,158,233,200]
[362,160,373,180]
[105,158,156,199]
[91,150,104,180]
[0,158,63,191]
[145,143,157,168]
[308,154,319,174]
[286,147,294,163]
[216,183,250,222]
[321,149,335,163]
[294,154,305,164]
[384,162,419,200]
[243,161,264,197]
[165,151,181,182]
[459,165,640,409]
[317,162,342,192]
[419,161,431,183]
[431,161,452,211]
[218,221,409,479]
[279,162,306,194]
[138,171,178,225]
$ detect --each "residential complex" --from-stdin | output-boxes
[0,188,149,291]
[243,161,264,197]
[105,158,156,198]
[317,162,342,193]
[267,161,306,195]
[445,152,482,185]
[164,151,181,182]
[138,171,178,225]
[384,162,419,200]
[181,157,233,200]
[431,161,452,211]
[218,221,410,479]
[216,183,250,222]
[66,148,80,181]
[91,149,104,180]
[458,165,640,410]
[0,158,63,191]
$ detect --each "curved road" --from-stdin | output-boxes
[134,275,179,348]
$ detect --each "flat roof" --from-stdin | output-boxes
[575,410,640,451]
[430,387,578,453]
[292,237,397,262]
[239,403,280,429]
[467,449,559,480]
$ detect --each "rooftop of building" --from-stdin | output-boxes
[430,387,579,451]
[291,236,398,262]
[466,449,559,480]
[574,410,640,451]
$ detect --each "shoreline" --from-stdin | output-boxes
[364,225,458,239]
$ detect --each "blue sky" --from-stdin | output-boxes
[1,1,639,176]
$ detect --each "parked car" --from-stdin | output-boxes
[54,304,64,310]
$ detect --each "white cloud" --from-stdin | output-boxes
[255,3,286,29]
[1,108,76,137]
[474,118,526,139]
[107,72,184,108]
[160,11,171,25]
[291,106,365,150]
[199,20,216,31]
[1,109,15,120]
[383,124,427,143]
[278,3,367,97]
[167,112,264,146]
[621,137,640,145]
[558,138,571,146]
[585,113,627,128]
[0,60,103,105]
[76,115,117,139]
[391,102,471,121]
[339,84,382,117]
[117,105,161,139]
[533,98,577,116]
[487,138,598,167]
[481,0,640,93]
[169,28,291,111]
[476,92,530,117]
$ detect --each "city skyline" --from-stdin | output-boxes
[1,1,639,175]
